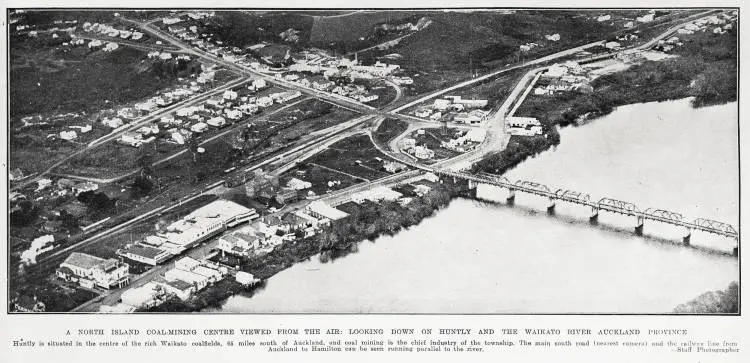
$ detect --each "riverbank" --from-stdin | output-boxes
[141,179,468,312]
[474,29,736,175]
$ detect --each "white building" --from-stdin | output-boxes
[57,252,130,289]
[287,178,312,190]
[207,116,226,127]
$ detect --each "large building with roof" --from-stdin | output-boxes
[57,252,130,289]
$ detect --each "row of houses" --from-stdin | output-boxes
[217,201,349,258]
[116,256,228,310]
[81,22,144,40]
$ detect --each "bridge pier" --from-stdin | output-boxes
[547,197,556,215]
[682,227,691,246]
[506,188,515,205]
[589,206,599,224]
[634,216,644,236]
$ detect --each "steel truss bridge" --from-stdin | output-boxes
[434,170,739,245]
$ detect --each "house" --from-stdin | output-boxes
[119,132,143,147]
[59,130,77,140]
[281,212,313,230]
[164,268,209,291]
[218,232,261,257]
[545,33,561,41]
[506,116,543,136]
[102,117,124,128]
[544,64,568,78]
[429,112,442,122]
[399,138,416,150]
[174,256,201,271]
[223,90,238,100]
[383,161,407,173]
[352,186,403,203]
[190,122,208,133]
[287,178,312,190]
[275,187,299,205]
[57,252,130,289]
[605,41,621,50]
[454,98,488,109]
[13,296,46,312]
[225,109,243,120]
[433,99,452,111]
[412,146,434,159]
[207,116,226,128]
[120,282,163,308]
[117,243,171,265]
[73,181,99,195]
[257,96,274,107]
[251,78,267,90]
[235,271,260,286]
[155,278,194,300]
[414,107,432,118]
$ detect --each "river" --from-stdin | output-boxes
[213,98,739,313]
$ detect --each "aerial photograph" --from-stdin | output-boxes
[6,8,738,314]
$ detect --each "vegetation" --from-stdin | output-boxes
[10,43,201,117]
[673,282,738,314]
[373,118,409,145]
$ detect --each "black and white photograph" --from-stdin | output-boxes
[6,7,739,315]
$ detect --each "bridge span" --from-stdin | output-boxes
[434,169,739,255]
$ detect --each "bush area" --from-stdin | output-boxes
[472,133,560,175]
[673,281,738,314]
[201,12,314,49]
[517,30,737,129]
[10,42,201,117]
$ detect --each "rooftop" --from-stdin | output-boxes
[62,252,105,270]
[122,244,168,260]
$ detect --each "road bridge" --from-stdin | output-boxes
[435,169,739,255]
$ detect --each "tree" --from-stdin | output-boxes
[131,175,153,198]
[58,210,79,232]
[77,191,116,212]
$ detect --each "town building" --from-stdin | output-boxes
[57,252,130,289]
[117,243,171,266]
[306,201,349,222]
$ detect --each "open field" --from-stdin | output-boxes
[373,118,409,146]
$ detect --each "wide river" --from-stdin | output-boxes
[213,98,739,313]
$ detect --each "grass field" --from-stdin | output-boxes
[308,134,394,181]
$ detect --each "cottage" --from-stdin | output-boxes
[190,122,208,133]
[433,99,452,111]
[287,178,312,190]
[207,116,226,128]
